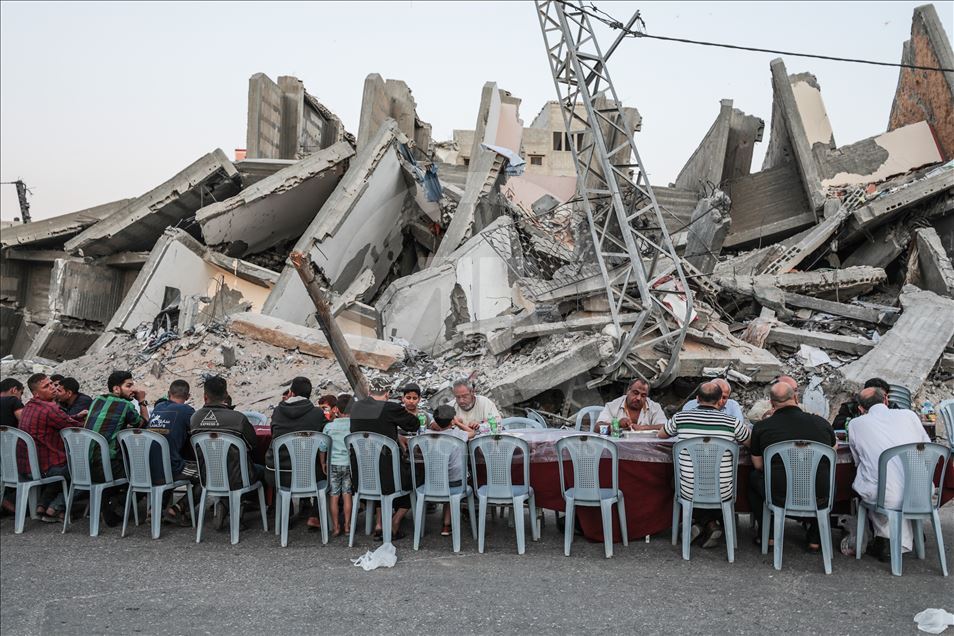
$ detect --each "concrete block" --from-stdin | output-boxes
[228,311,403,371]
[766,325,875,355]
[486,337,603,407]
[915,226,954,296]
[841,285,954,393]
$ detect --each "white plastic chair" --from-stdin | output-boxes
[574,406,603,432]
[855,442,950,577]
[409,433,477,552]
[671,437,739,562]
[347,431,410,546]
[192,431,267,545]
[61,427,128,537]
[271,431,331,547]
[469,434,540,554]
[0,426,68,534]
[500,417,545,431]
[556,434,627,558]
[525,409,548,428]
[117,429,195,539]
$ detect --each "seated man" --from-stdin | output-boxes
[85,370,149,525]
[682,378,746,425]
[57,377,93,417]
[9,373,85,521]
[451,379,500,431]
[145,379,196,525]
[747,382,836,551]
[848,386,930,562]
[264,376,327,529]
[350,378,420,540]
[658,381,750,547]
[189,375,261,528]
[599,378,667,432]
[832,377,890,429]
[0,377,25,428]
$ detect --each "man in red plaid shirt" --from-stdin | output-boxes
[13,373,86,521]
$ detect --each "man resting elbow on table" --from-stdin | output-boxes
[597,378,667,432]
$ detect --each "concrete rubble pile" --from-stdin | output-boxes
[2,4,952,422]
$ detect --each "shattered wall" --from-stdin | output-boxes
[357,74,431,154]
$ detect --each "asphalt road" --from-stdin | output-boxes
[1,503,951,635]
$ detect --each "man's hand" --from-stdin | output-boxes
[632,424,662,432]
[618,417,633,430]
[75,410,89,420]
[133,389,147,402]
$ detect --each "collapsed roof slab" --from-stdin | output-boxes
[376,216,515,355]
[762,59,828,212]
[234,158,298,187]
[723,163,816,248]
[196,141,355,257]
[262,121,413,326]
[844,167,954,239]
[23,320,102,363]
[91,228,275,353]
[675,99,733,193]
[65,149,241,257]
[841,285,954,393]
[914,226,954,297]
[889,4,954,161]
[716,265,888,300]
[0,199,131,249]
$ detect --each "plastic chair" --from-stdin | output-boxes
[500,417,545,431]
[888,385,912,411]
[271,431,330,547]
[408,433,477,552]
[347,431,410,546]
[525,409,548,428]
[937,399,954,449]
[469,434,540,554]
[192,431,267,545]
[761,440,836,574]
[855,442,950,576]
[0,426,68,534]
[574,406,603,432]
[61,428,129,537]
[117,429,195,539]
[556,434,627,558]
[670,437,739,562]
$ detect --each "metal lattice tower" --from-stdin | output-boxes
[535,0,693,386]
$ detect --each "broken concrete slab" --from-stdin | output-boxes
[432,149,504,260]
[758,202,850,275]
[723,163,817,248]
[841,285,954,393]
[376,216,515,355]
[196,141,355,256]
[48,259,127,325]
[914,226,954,296]
[766,324,876,355]
[357,74,431,154]
[262,120,414,326]
[92,229,275,352]
[762,58,827,212]
[684,190,731,274]
[228,311,403,371]
[23,319,102,362]
[65,149,242,257]
[0,199,131,249]
[246,73,353,161]
[486,336,603,407]
[234,158,298,187]
[782,291,899,325]
[675,99,733,193]
[888,4,954,161]
[716,265,888,300]
[845,165,954,238]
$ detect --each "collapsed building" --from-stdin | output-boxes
[2,4,952,425]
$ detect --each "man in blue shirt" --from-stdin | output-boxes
[146,379,196,525]
[681,378,747,426]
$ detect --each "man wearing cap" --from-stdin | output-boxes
[597,378,666,431]
[350,378,420,540]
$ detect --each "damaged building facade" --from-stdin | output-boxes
[2,4,952,428]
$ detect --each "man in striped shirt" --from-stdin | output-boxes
[658,381,750,548]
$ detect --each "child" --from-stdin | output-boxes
[321,394,353,537]
[431,404,475,536]
[317,394,338,421]
[401,383,430,425]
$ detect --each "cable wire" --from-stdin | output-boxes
[560,0,954,73]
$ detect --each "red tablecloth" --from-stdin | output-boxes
[253,425,272,465]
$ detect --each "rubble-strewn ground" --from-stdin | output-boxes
[1,510,950,635]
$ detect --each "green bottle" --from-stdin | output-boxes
[611,417,621,438]
[418,413,427,434]
[489,416,499,435]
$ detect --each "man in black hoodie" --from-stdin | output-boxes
[265,376,328,529]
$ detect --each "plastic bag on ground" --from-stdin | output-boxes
[914,609,954,634]
[351,542,398,571]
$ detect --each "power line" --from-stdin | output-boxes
[560,0,954,73]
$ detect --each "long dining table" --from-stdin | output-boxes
[496,429,954,544]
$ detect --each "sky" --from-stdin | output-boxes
[1,1,952,221]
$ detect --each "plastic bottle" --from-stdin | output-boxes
[418,413,427,434]
[921,401,936,423]
[489,416,499,435]
[611,417,621,438]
